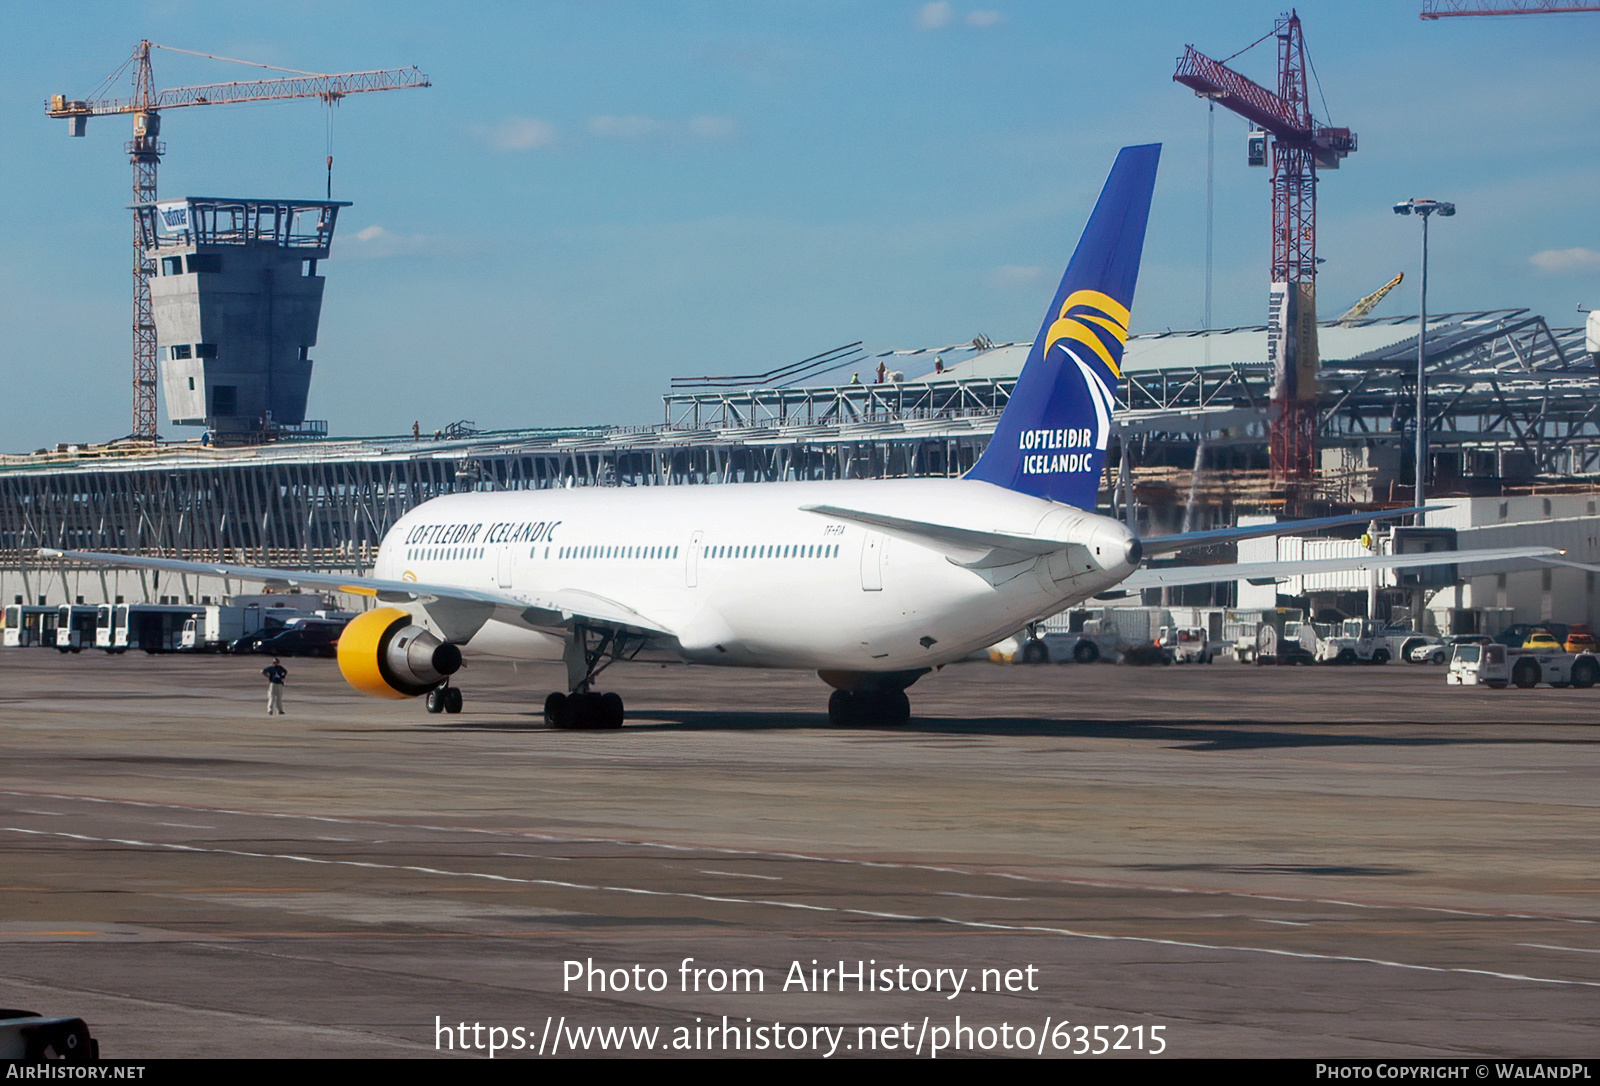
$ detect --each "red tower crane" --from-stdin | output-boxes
[1421,1,1600,16]
[47,42,430,441]
[1175,12,1356,484]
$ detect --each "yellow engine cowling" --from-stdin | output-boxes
[337,607,463,699]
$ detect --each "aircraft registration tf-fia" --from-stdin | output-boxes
[45,146,1554,727]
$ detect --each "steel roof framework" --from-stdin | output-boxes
[3,310,1596,574]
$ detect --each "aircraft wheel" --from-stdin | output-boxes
[444,687,463,714]
[569,691,606,729]
[1020,640,1048,665]
[887,689,911,725]
[425,687,446,714]
[827,689,857,727]
[600,692,624,729]
[544,691,571,728]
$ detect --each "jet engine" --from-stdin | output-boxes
[336,607,462,699]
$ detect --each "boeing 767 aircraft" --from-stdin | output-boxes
[45,146,1553,727]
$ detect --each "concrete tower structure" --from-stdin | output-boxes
[133,197,349,439]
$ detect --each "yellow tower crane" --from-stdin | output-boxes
[1337,273,1405,324]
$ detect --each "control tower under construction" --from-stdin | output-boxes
[134,196,348,440]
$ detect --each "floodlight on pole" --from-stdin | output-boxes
[1392,198,1455,522]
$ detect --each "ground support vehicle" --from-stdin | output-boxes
[2,605,59,648]
[1449,643,1600,689]
[53,604,98,653]
[1005,609,1154,664]
[181,601,322,652]
[1316,619,1438,665]
[1159,625,1214,663]
[100,603,206,653]
[1411,634,1489,665]
[1246,610,1316,665]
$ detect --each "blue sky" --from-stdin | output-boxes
[2,1,1598,449]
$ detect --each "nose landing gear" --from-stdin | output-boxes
[425,683,463,714]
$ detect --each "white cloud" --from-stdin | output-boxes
[916,2,954,30]
[990,264,1046,288]
[344,224,471,261]
[1529,247,1600,275]
[917,4,1002,30]
[688,115,739,141]
[589,114,741,144]
[589,115,664,140]
[482,117,558,152]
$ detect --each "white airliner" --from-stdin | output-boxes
[45,146,1554,727]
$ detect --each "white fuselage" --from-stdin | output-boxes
[372,478,1138,674]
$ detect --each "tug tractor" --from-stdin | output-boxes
[1449,642,1600,690]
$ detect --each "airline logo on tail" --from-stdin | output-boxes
[1043,290,1130,379]
[966,143,1159,508]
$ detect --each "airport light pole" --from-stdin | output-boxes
[1393,198,1455,522]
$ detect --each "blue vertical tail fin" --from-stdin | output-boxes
[966,144,1160,507]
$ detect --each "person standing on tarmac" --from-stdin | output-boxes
[262,658,288,715]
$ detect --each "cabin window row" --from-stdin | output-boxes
[557,545,680,560]
[406,546,487,561]
[704,543,839,560]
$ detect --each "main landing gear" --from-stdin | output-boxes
[544,690,623,730]
[544,626,639,730]
[819,669,926,727]
[425,683,463,714]
[827,688,911,727]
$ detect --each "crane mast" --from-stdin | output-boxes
[1175,12,1356,487]
[47,42,429,441]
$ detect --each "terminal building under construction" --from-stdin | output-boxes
[6,304,1600,636]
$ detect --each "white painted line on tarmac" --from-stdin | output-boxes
[9,825,1599,992]
[699,869,781,881]
[1517,942,1600,955]
[937,891,1027,902]
[4,788,1594,928]
[497,852,568,861]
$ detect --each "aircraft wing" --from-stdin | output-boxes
[35,548,676,640]
[1119,546,1561,591]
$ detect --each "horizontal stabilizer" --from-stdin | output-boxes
[1140,506,1440,556]
[800,504,1078,569]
